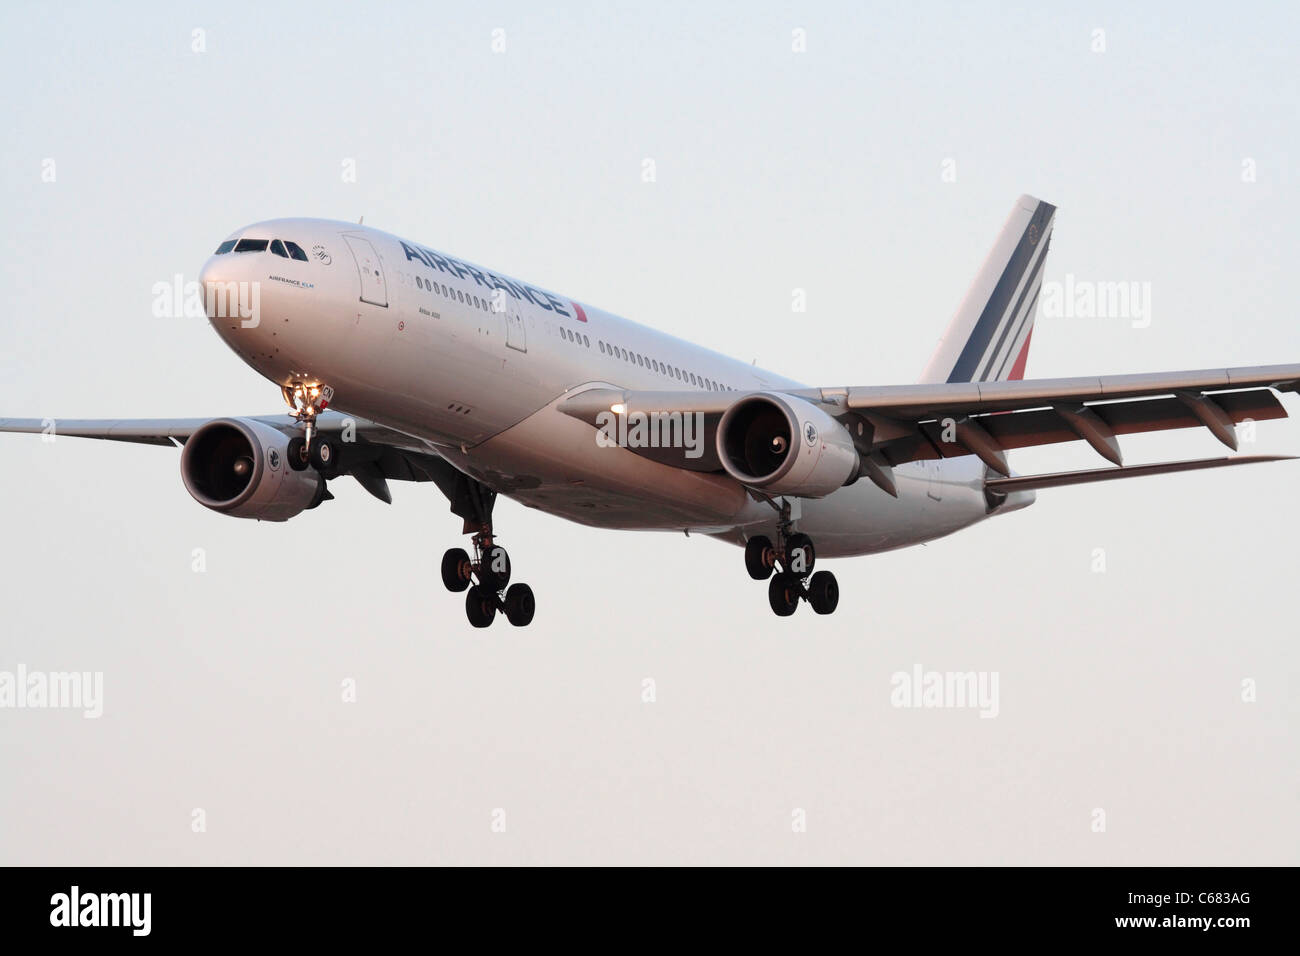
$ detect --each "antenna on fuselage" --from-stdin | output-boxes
[358,215,365,225]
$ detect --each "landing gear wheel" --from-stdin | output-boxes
[309,438,339,477]
[503,583,535,627]
[785,532,815,574]
[745,535,775,580]
[768,572,800,617]
[479,545,511,591]
[807,570,839,615]
[465,585,497,628]
[441,548,472,593]
[287,436,310,471]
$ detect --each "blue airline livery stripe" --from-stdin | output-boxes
[946,200,1056,383]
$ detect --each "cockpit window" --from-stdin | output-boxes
[234,238,269,253]
[270,239,289,258]
[283,240,310,261]
[215,240,237,254]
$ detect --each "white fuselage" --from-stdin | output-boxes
[199,218,1005,556]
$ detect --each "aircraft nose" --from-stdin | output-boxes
[198,255,222,292]
[198,255,230,323]
[199,253,260,328]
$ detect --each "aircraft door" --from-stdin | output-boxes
[342,235,388,307]
[505,308,527,352]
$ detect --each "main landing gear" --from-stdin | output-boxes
[744,506,839,617]
[441,527,535,628]
[435,473,534,628]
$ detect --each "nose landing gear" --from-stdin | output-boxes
[282,381,336,473]
[744,501,839,616]
[441,525,535,628]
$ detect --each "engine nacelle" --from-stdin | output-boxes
[181,418,324,521]
[716,393,860,498]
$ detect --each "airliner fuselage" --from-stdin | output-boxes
[199,218,994,557]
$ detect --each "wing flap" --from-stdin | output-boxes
[985,454,1295,493]
[878,390,1285,465]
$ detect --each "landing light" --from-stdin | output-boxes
[610,403,627,415]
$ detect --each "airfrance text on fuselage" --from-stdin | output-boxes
[401,241,573,317]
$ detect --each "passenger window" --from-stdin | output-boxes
[234,238,268,253]
[284,240,310,261]
[583,335,589,347]
[215,240,237,254]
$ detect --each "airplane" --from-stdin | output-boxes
[3,195,1297,627]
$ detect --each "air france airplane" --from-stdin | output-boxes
[4,196,1297,627]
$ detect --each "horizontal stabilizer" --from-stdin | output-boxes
[984,455,1294,493]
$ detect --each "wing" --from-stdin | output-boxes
[558,363,1300,492]
[791,363,1300,471]
[0,416,210,447]
[0,411,461,503]
[0,411,427,451]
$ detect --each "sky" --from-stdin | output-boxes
[1,0,1297,864]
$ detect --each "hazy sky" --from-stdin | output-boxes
[1,0,1297,864]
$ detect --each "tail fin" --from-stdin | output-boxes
[921,194,1056,384]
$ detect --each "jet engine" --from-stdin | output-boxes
[716,393,860,498]
[181,418,325,521]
